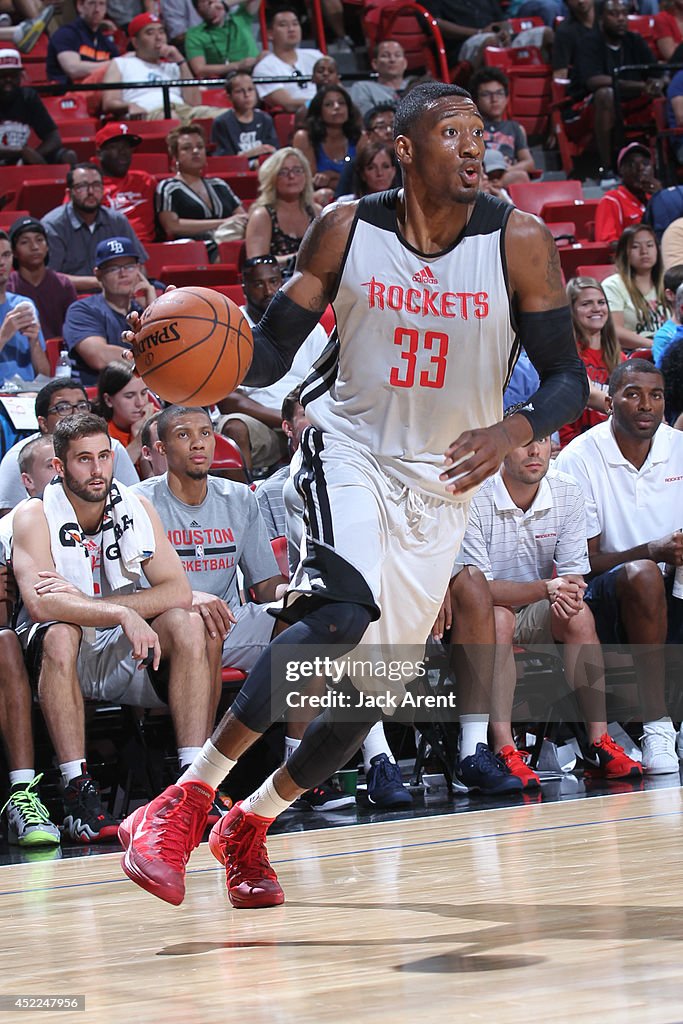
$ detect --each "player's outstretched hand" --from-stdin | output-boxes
[122,286,176,353]
[441,422,517,494]
[192,590,237,641]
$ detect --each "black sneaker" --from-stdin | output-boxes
[456,743,523,794]
[62,764,120,843]
[295,779,355,811]
[366,754,413,808]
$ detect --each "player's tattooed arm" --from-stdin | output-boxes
[505,210,568,313]
[285,201,357,312]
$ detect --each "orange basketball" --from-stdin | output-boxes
[132,286,253,406]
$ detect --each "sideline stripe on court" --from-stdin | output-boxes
[0,803,681,898]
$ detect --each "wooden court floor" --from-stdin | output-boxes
[3,788,683,1024]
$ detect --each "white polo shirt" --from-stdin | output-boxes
[456,467,589,582]
[555,420,683,555]
[253,48,324,103]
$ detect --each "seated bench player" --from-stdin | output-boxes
[556,359,683,774]
[453,406,641,788]
[11,413,220,841]
[0,435,61,847]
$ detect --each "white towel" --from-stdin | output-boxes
[43,478,156,603]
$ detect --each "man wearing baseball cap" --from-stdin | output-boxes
[0,49,75,167]
[595,142,662,244]
[47,0,118,85]
[102,12,228,121]
[97,122,156,244]
[7,217,77,340]
[61,237,156,386]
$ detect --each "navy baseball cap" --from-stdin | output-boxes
[9,216,46,247]
[95,237,140,268]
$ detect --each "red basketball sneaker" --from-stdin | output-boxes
[119,781,214,906]
[208,800,285,909]
[586,733,643,779]
[497,745,541,789]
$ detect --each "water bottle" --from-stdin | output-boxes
[55,348,71,379]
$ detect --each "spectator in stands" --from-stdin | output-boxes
[0,436,61,849]
[480,148,513,204]
[652,265,683,366]
[217,254,328,474]
[159,0,201,48]
[567,0,661,180]
[552,0,598,79]
[292,85,362,197]
[662,333,683,427]
[255,383,307,543]
[662,216,683,270]
[210,70,279,162]
[62,237,155,386]
[0,231,48,382]
[665,70,683,167]
[0,379,139,517]
[11,412,221,841]
[47,0,118,84]
[139,409,166,479]
[102,12,225,122]
[96,359,157,468]
[311,54,340,90]
[455,414,641,789]
[348,138,399,198]
[253,7,324,113]
[156,123,249,255]
[0,49,76,167]
[244,147,320,269]
[105,1,153,33]
[185,0,264,79]
[556,360,683,775]
[422,0,551,72]
[349,40,408,117]
[602,224,668,351]
[0,4,54,55]
[654,0,683,61]
[364,101,396,142]
[96,122,156,245]
[595,143,661,244]
[560,276,623,446]
[7,217,77,342]
[469,67,537,186]
[42,163,148,293]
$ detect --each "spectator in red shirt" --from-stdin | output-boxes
[560,275,624,446]
[96,122,157,244]
[653,0,683,61]
[7,217,77,340]
[595,142,661,245]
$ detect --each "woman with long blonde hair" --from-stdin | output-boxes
[602,224,669,351]
[245,147,321,269]
[560,276,625,446]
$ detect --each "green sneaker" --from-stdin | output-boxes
[13,5,54,54]
[2,775,61,847]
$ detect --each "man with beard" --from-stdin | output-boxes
[41,163,148,293]
[557,361,683,775]
[11,413,219,842]
[0,49,75,166]
[96,123,156,245]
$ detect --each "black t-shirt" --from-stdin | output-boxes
[422,0,504,59]
[552,20,600,72]
[210,109,279,157]
[0,88,56,156]
[570,30,655,99]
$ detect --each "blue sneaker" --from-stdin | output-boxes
[366,754,413,808]
[457,743,523,794]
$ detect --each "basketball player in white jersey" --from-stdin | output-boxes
[120,82,588,909]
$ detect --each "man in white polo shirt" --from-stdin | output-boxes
[455,408,641,787]
[253,7,324,113]
[556,359,683,774]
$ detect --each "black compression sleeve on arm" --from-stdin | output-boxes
[244,289,324,387]
[517,305,589,439]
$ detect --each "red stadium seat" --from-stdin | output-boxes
[483,44,546,68]
[508,179,583,217]
[144,240,209,279]
[42,94,92,120]
[217,240,245,267]
[222,173,259,201]
[14,180,71,218]
[273,112,295,148]
[362,0,450,82]
[547,221,576,245]
[158,264,242,287]
[508,15,544,31]
[0,210,29,229]
[130,153,170,174]
[0,165,70,209]
[541,199,600,242]
[212,284,245,304]
[559,243,613,280]
[575,264,615,282]
[626,14,658,57]
[200,87,231,108]
[549,79,594,177]
[206,155,251,174]
[45,338,63,376]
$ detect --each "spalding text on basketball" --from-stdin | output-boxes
[134,321,182,355]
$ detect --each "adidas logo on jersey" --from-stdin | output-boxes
[190,520,201,528]
[412,266,438,284]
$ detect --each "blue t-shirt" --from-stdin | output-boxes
[653,319,681,368]
[667,70,683,131]
[62,293,138,386]
[0,294,45,383]
[46,16,118,84]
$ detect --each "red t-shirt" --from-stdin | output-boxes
[559,345,625,447]
[594,186,647,244]
[653,10,683,47]
[102,169,156,244]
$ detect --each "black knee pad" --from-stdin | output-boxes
[303,601,373,647]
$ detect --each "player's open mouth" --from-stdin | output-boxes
[460,165,480,184]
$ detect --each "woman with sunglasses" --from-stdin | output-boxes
[245,147,321,269]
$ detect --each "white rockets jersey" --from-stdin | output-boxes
[301,189,520,499]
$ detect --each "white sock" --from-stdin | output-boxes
[242,772,293,820]
[643,716,675,732]
[459,715,489,759]
[284,735,301,761]
[177,746,202,771]
[178,739,236,790]
[60,759,85,786]
[361,721,394,772]
[9,769,35,788]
